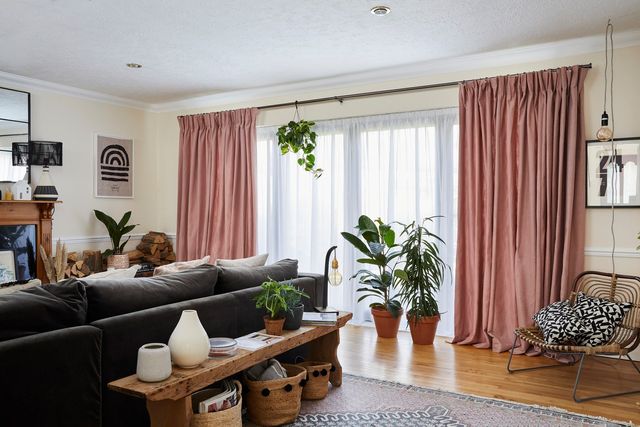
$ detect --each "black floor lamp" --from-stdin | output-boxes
[314,245,342,313]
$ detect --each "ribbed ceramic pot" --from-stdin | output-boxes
[107,253,130,269]
[168,310,210,368]
[136,343,172,382]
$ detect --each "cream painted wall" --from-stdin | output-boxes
[0,87,159,253]
[154,44,640,276]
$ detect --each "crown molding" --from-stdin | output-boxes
[0,70,151,110]
[150,29,640,113]
[2,30,639,113]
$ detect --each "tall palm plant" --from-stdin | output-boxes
[396,217,450,321]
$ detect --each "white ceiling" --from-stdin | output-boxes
[2,0,640,104]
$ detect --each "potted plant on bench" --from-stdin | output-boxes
[93,210,138,269]
[341,215,404,338]
[395,217,449,345]
[255,280,308,335]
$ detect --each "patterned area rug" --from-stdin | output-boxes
[285,374,628,426]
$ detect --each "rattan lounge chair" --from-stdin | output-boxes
[506,271,640,402]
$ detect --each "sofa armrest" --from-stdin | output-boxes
[297,272,325,308]
[0,326,102,427]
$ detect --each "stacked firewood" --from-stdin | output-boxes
[65,250,104,278]
[127,231,176,266]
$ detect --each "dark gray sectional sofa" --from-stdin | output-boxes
[0,259,322,427]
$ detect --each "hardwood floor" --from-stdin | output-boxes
[338,325,640,425]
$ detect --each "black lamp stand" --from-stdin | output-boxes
[314,245,339,313]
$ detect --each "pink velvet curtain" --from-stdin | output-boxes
[176,108,258,262]
[452,66,589,353]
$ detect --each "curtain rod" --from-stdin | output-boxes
[257,63,592,110]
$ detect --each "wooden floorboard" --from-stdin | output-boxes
[338,325,640,425]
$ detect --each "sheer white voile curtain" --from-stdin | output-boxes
[257,108,459,336]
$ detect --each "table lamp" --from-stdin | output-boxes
[315,246,342,313]
[30,141,62,201]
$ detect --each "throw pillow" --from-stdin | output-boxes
[0,279,41,295]
[154,255,211,276]
[533,300,591,345]
[573,292,633,346]
[88,265,141,280]
[216,253,269,268]
[0,278,88,342]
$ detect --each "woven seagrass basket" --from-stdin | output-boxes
[297,361,332,400]
[244,363,307,426]
[190,380,242,427]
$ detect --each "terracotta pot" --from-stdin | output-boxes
[407,313,440,345]
[264,316,285,336]
[107,253,130,269]
[371,307,403,338]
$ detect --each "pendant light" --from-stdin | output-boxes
[596,20,614,142]
[599,19,618,281]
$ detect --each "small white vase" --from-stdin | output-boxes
[168,310,209,368]
[136,343,172,382]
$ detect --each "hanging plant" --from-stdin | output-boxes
[276,103,323,178]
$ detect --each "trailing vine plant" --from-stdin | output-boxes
[276,102,323,178]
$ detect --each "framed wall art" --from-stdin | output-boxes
[94,134,134,198]
[0,250,16,285]
[586,137,640,208]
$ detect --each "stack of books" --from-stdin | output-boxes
[192,380,238,414]
[302,312,338,326]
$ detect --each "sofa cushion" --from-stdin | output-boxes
[82,264,218,322]
[215,259,298,294]
[0,278,88,342]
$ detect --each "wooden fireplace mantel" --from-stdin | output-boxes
[0,200,62,283]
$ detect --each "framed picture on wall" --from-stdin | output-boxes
[0,250,16,285]
[586,137,640,208]
[94,134,134,198]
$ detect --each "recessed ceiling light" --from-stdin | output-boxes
[370,5,391,16]
[126,63,142,69]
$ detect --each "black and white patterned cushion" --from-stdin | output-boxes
[573,292,633,347]
[533,300,591,345]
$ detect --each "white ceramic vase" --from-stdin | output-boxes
[136,343,172,382]
[168,310,209,368]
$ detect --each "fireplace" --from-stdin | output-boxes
[0,225,37,283]
[0,200,60,283]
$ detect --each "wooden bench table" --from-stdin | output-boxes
[108,312,352,427]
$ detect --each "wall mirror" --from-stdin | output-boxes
[0,87,30,183]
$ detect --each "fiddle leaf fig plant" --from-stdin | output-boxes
[341,215,403,317]
[277,119,323,178]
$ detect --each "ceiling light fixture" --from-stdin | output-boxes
[370,5,391,16]
[126,63,142,69]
